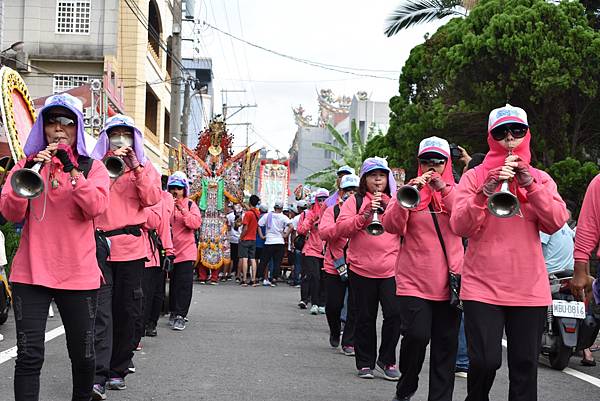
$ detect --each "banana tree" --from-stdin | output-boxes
[305,119,369,189]
[384,0,473,37]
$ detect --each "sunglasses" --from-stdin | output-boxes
[418,158,447,166]
[45,115,76,127]
[168,186,184,191]
[316,197,327,202]
[490,123,528,141]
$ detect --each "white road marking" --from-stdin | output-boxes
[501,338,600,388]
[0,325,65,365]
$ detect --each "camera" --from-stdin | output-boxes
[449,143,462,160]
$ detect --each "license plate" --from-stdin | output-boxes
[552,300,586,319]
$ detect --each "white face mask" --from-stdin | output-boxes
[109,134,133,150]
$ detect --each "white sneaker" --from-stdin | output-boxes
[263,279,271,287]
[318,306,326,314]
[310,305,318,315]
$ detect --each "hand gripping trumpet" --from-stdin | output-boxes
[396,171,432,210]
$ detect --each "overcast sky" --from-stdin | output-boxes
[186,0,445,157]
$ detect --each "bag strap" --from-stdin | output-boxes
[428,203,449,271]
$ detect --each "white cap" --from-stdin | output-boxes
[259,204,268,213]
[314,188,330,198]
[274,201,284,209]
[297,200,308,208]
[337,165,355,175]
[418,136,450,159]
[290,204,298,214]
[340,174,359,189]
[488,104,528,132]
[44,93,83,114]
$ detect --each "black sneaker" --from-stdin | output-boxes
[329,334,340,348]
[172,315,186,331]
[298,301,307,309]
[145,326,157,337]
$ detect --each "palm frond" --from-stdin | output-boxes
[312,142,344,155]
[384,0,464,37]
[305,167,336,181]
[326,123,349,148]
[350,119,364,156]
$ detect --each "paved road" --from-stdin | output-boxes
[0,281,598,400]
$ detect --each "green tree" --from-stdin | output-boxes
[386,0,600,176]
[305,119,368,189]
[0,222,20,276]
[546,158,599,218]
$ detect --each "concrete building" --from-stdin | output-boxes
[0,0,194,173]
[288,89,390,192]
[181,57,213,150]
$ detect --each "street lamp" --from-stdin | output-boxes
[1,41,25,54]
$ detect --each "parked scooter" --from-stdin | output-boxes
[540,274,600,370]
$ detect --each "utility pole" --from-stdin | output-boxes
[180,78,192,147]
[169,0,183,170]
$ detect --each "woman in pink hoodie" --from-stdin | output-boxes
[90,114,161,393]
[450,105,568,401]
[0,93,109,401]
[167,172,202,331]
[319,174,359,356]
[336,157,401,380]
[382,137,463,401]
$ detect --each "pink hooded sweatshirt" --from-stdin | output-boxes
[1,158,110,290]
[171,198,202,263]
[382,157,463,301]
[319,203,348,275]
[574,174,600,263]
[297,203,326,259]
[336,192,400,279]
[143,191,175,268]
[95,164,161,262]
[450,131,568,306]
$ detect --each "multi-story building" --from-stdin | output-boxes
[181,57,213,150]
[1,0,195,173]
[288,89,390,192]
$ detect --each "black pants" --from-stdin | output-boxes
[300,255,322,306]
[94,282,112,386]
[109,259,144,379]
[325,272,355,347]
[12,283,97,401]
[318,268,327,306]
[169,260,194,317]
[396,296,460,401]
[349,270,401,370]
[463,301,546,401]
[230,243,239,274]
[258,244,285,280]
[143,266,165,329]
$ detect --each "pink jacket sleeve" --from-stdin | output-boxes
[524,171,568,235]
[319,206,338,242]
[0,159,31,222]
[574,175,600,262]
[144,202,162,230]
[133,164,161,208]
[381,197,409,236]
[450,169,488,237]
[336,195,370,238]
[181,201,202,230]
[71,160,110,220]
[297,209,317,236]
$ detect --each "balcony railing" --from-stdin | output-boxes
[147,42,161,67]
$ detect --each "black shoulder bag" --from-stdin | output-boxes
[428,203,462,310]
[293,211,307,251]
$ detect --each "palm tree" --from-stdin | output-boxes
[305,119,369,189]
[384,0,473,37]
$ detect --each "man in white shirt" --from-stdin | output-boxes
[257,202,293,286]
[225,204,243,281]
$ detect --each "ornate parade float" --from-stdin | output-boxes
[180,117,260,271]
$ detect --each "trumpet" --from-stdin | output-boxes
[488,180,519,218]
[11,162,45,199]
[366,207,385,236]
[396,185,421,209]
[104,156,125,178]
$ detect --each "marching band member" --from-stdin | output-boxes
[0,93,109,401]
[450,105,568,401]
[91,114,161,393]
[167,172,202,331]
[336,157,401,381]
[324,165,356,207]
[319,173,359,356]
[297,188,329,314]
[142,186,175,337]
[382,137,463,401]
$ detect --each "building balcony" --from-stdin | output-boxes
[147,42,161,67]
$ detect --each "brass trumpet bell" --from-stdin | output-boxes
[397,185,420,209]
[11,162,44,199]
[487,180,520,218]
[105,156,125,178]
[366,210,385,236]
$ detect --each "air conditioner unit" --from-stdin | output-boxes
[90,79,102,91]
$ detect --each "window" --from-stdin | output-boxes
[52,74,89,93]
[56,1,91,34]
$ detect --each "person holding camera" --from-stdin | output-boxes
[319,174,359,356]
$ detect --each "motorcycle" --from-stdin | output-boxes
[540,274,600,370]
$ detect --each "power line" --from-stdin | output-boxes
[203,22,399,80]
